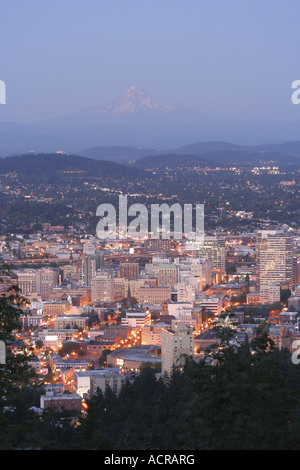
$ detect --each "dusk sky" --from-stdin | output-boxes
[1,0,300,123]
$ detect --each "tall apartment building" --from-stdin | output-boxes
[260,283,281,304]
[256,230,294,288]
[95,252,105,270]
[36,268,59,296]
[120,262,139,280]
[193,236,226,283]
[176,282,196,303]
[81,256,97,287]
[91,270,114,304]
[158,264,178,288]
[161,320,194,377]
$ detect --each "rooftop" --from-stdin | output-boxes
[109,345,161,363]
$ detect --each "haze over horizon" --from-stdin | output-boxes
[1,82,300,153]
[1,0,300,128]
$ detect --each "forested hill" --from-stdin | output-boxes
[134,153,221,170]
[134,149,300,170]
[0,153,147,178]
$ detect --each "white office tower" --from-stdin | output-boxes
[91,270,114,304]
[192,236,226,283]
[175,257,211,291]
[176,282,196,302]
[161,320,194,377]
[81,256,97,287]
[17,270,37,296]
[259,283,281,304]
[36,268,59,296]
[256,230,294,289]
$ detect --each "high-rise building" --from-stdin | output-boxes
[36,268,59,296]
[259,283,281,304]
[17,270,37,296]
[95,252,105,271]
[256,230,294,288]
[175,257,211,291]
[176,282,196,302]
[158,264,178,288]
[193,236,225,283]
[161,320,194,376]
[81,256,97,287]
[91,270,114,304]
[120,262,139,280]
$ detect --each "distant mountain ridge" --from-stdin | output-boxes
[78,145,158,164]
[134,153,222,170]
[172,140,300,156]
[132,140,300,169]
[1,86,300,153]
[76,141,300,169]
[0,153,147,178]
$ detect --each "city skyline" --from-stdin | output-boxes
[1,0,300,454]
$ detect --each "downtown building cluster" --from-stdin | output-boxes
[1,224,300,413]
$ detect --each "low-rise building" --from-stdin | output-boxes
[73,369,124,397]
[42,300,71,316]
[141,322,169,346]
[107,345,161,372]
[19,314,44,328]
[40,385,82,412]
[121,309,147,328]
[260,284,281,304]
[54,316,89,330]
